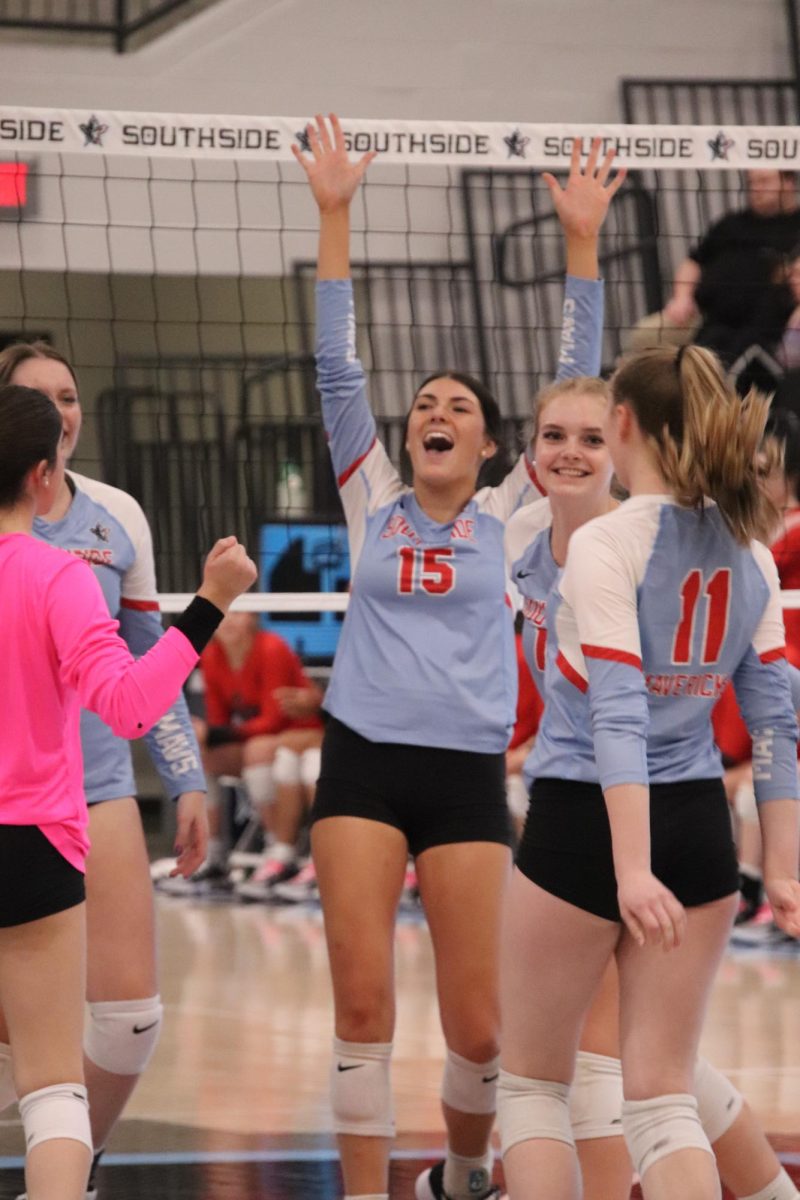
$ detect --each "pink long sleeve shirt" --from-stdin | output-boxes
[1,533,200,871]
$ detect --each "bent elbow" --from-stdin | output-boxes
[109,712,153,740]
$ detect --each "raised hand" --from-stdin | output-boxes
[198,536,257,612]
[617,868,687,951]
[543,137,626,242]
[292,113,376,214]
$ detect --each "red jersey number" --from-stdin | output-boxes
[672,568,731,666]
[397,546,456,596]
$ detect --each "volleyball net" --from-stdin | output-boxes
[1,108,799,641]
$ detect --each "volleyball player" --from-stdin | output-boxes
[0,341,209,1199]
[0,381,254,1200]
[498,345,800,1200]
[505,375,800,1199]
[292,115,623,1200]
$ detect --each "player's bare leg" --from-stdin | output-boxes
[313,816,408,1198]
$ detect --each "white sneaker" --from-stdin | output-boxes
[272,859,318,903]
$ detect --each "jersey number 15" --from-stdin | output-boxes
[397,546,455,596]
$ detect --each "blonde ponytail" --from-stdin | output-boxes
[612,345,776,544]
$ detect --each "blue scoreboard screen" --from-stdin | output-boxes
[259,522,350,663]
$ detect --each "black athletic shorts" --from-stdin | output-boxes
[0,826,85,928]
[311,718,513,857]
[516,777,739,922]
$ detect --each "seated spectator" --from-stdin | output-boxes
[775,242,800,372]
[178,612,323,894]
[625,169,800,365]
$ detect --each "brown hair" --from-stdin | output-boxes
[611,345,774,544]
[0,341,78,390]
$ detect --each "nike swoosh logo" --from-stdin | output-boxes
[516,570,534,578]
[133,1020,159,1034]
[482,1073,499,1083]
[337,1063,365,1072]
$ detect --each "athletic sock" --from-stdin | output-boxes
[267,840,295,864]
[443,1149,493,1200]
[740,1167,800,1200]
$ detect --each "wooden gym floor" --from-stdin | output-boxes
[0,894,797,1198]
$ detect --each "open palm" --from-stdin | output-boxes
[292,113,375,214]
[543,137,626,241]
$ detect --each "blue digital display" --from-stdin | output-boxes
[259,522,350,663]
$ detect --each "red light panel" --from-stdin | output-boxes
[0,163,28,209]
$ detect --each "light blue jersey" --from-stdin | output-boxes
[530,496,798,802]
[317,274,603,752]
[33,472,205,804]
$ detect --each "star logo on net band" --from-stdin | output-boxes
[504,129,530,159]
[708,131,735,161]
[295,128,312,153]
[79,114,109,148]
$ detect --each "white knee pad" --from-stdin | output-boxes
[273,747,301,787]
[570,1051,624,1141]
[19,1083,92,1153]
[242,763,275,808]
[497,1070,574,1158]
[331,1038,394,1137]
[694,1057,744,1144]
[0,1042,16,1113]
[301,746,321,789]
[84,996,163,1076]
[506,774,530,821]
[441,1047,499,1116]
[621,1093,712,1180]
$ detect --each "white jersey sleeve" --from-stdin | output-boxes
[556,514,651,789]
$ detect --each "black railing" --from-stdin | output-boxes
[619,76,800,306]
[787,0,800,119]
[461,170,661,410]
[0,0,204,51]
[294,258,482,418]
[621,77,798,126]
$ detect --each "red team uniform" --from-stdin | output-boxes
[201,630,322,738]
[713,509,800,763]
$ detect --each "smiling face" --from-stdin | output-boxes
[10,355,81,461]
[534,388,613,503]
[405,375,496,491]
